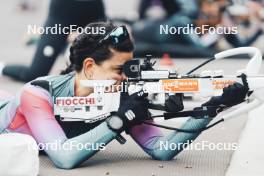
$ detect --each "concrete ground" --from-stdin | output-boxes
[1,1,264,176]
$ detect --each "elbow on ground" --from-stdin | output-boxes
[150,153,175,161]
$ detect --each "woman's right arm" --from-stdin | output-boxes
[20,86,117,169]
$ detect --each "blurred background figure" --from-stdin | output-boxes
[0,0,105,82]
[130,0,264,57]
[1,0,264,83]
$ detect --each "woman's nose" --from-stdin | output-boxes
[121,73,127,80]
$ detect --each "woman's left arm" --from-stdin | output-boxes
[130,81,248,160]
[129,118,212,161]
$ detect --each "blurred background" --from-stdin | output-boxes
[0,0,264,89]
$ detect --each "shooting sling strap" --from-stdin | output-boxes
[162,106,226,120]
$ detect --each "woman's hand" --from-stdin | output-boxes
[117,90,150,131]
[220,82,249,106]
[203,82,248,107]
[165,93,184,112]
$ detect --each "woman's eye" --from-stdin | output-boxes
[115,68,123,74]
[117,69,122,74]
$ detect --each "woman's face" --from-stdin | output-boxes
[83,49,133,85]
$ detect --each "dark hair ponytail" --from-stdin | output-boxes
[61,22,134,74]
[60,63,75,75]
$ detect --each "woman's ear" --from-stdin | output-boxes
[83,57,95,79]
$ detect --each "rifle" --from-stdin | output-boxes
[53,47,264,133]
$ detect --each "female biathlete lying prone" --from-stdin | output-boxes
[0,22,248,169]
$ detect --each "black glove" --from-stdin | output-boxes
[203,82,248,107]
[165,93,184,112]
[198,82,248,118]
[202,96,222,107]
[117,91,150,131]
[220,82,248,106]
